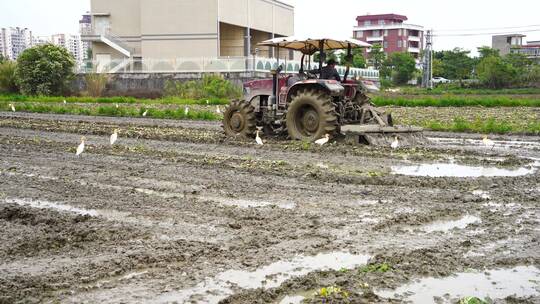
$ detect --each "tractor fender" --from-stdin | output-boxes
[286,80,344,103]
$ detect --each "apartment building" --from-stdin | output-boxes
[79,14,92,60]
[0,27,33,60]
[492,34,526,56]
[83,0,294,65]
[353,14,424,58]
[51,34,85,64]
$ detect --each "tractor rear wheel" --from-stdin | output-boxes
[223,100,256,138]
[286,89,337,141]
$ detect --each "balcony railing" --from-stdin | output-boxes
[76,56,380,80]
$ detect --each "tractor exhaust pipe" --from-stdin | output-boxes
[269,64,283,114]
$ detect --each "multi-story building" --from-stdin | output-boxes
[51,34,85,64]
[0,27,33,60]
[492,34,526,56]
[518,40,540,61]
[353,14,424,59]
[83,0,294,65]
[79,14,92,60]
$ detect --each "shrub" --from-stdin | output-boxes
[0,61,18,93]
[85,73,109,97]
[384,52,417,85]
[15,44,75,95]
[165,74,241,99]
[476,55,518,89]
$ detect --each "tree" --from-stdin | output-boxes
[0,61,18,93]
[503,52,532,73]
[477,46,500,59]
[384,52,417,85]
[432,58,444,77]
[368,44,386,71]
[439,48,475,81]
[0,54,5,64]
[15,44,75,95]
[476,55,518,89]
[313,51,338,66]
[338,48,366,68]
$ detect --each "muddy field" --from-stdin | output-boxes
[0,112,539,304]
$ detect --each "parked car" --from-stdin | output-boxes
[432,77,451,84]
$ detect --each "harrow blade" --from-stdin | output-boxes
[341,125,427,147]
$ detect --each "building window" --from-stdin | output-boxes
[384,30,388,36]
[355,31,363,38]
[365,20,371,26]
[378,20,385,25]
[398,29,402,36]
[383,41,388,49]
[398,40,402,48]
[372,30,380,37]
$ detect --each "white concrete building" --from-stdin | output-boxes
[0,27,33,60]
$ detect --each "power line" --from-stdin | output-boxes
[434,28,540,37]
[435,24,540,32]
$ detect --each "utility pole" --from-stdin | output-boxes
[422,30,433,89]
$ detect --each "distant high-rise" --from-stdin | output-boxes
[51,34,84,64]
[79,14,91,60]
[0,27,33,60]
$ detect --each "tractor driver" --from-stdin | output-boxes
[320,59,341,82]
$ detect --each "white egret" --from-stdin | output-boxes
[184,106,189,116]
[206,100,210,105]
[8,103,15,112]
[142,109,148,117]
[216,106,221,114]
[76,137,86,157]
[63,100,67,104]
[391,136,399,149]
[315,134,330,146]
[115,103,119,108]
[255,130,263,145]
[483,135,495,149]
[110,129,119,146]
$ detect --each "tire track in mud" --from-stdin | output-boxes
[0,113,539,303]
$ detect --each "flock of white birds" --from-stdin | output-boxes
[2,102,497,155]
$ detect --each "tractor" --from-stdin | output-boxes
[223,37,423,146]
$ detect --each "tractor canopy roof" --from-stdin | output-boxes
[258,36,372,55]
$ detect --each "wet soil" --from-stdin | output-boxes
[0,112,538,304]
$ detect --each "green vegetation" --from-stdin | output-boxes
[15,44,75,95]
[388,86,540,95]
[0,61,18,93]
[373,95,540,107]
[459,296,489,304]
[383,52,417,85]
[0,94,228,105]
[359,263,392,273]
[0,102,220,121]
[422,117,540,134]
[164,74,242,99]
[315,286,349,300]
[84,73,109,97]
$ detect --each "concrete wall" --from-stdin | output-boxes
[220,23,245,57]
[72,72,272,97]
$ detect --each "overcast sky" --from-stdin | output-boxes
[2,0,540,56]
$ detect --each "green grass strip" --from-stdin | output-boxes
[372,96,540,107]
[0,102,221,121]
[0,94,229,105]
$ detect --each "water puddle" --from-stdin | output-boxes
[376,266,540,303]
[419,215,481,233]
[391,163,536,177]
[203,196,296,209]
[154,252,371,304]
[472,190,491,200]
[429,137,540,151]
[3,198,99,216]
[279,295,306,304]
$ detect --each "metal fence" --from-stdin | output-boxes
[77,56,380,80]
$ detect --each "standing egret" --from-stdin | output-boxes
[76,137,86,157]
[216,106,221,114]
[206,100,210,105]
[63,100,67,104]
[184,106,189,116]
[391,136,399,149]
[115,103,119,109]
[110,129,119,146]
[315,134,330,146]
[8,103,15,112]
[255,130,263,145]
[142,109,148,117]
[483,135,495,149]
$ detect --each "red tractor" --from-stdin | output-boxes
[223,37,422,145]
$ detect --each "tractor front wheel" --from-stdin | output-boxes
[223,100,256,138]
[286,89,337,141]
